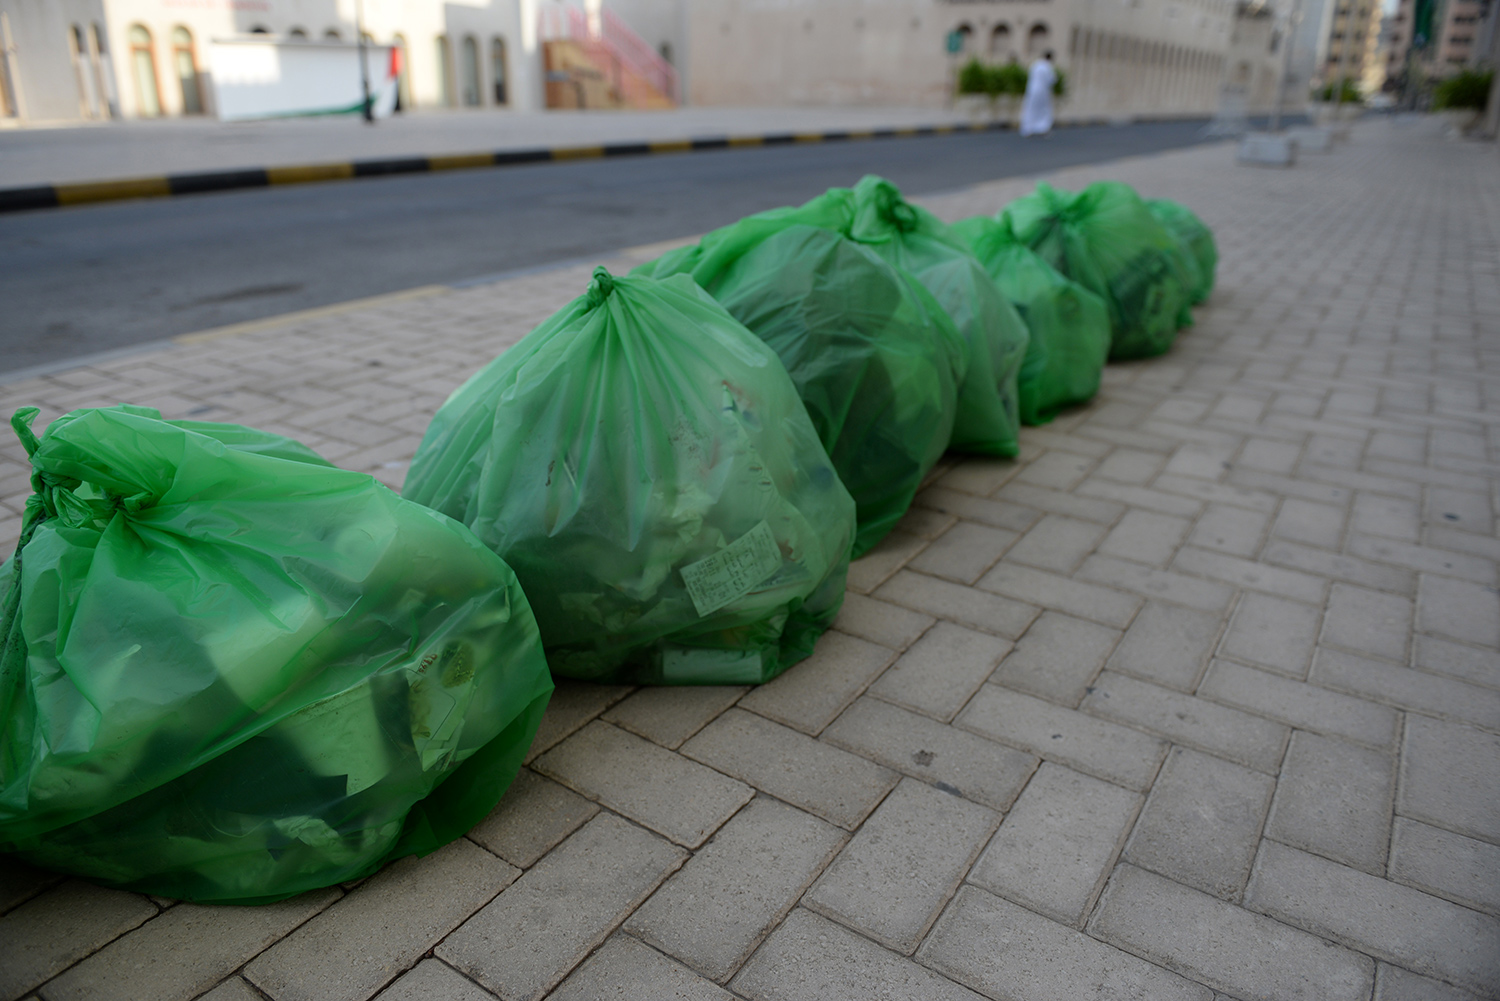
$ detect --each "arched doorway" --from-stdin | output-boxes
[461,35,481,106]
[436,35,454,106]
[989,24,1012,60]
[953,22,975,57]
[491,36,508,105]
[70,24,100,117]
[173,26,203,114]
[128,24,161,118]
[1027,23,1051,59]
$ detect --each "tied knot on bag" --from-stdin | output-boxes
[585,267,616,309]
[12,408,148,531]
[872,182,918,233]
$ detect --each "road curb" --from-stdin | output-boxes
[0,117,1125,214]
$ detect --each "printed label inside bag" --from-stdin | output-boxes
[679,520,782,617]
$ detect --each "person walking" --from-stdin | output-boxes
[1020,50,1057,137]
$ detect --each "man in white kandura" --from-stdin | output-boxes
[1020,50,1057,137]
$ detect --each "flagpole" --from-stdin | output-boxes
[356,0,373,123]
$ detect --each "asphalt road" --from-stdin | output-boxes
[2,119,1226,374]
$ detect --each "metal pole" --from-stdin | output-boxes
[356,0,373,123]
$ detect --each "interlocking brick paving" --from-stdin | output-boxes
[2,116,1498,1001]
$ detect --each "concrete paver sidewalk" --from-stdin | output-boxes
[2,117,1499,1001]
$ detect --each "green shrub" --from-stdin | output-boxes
[957,59,1030,98]
[1432,69,1493,111]
[958,58,991,96]
[1315,79,1363,103]
[1053,68,1068,97]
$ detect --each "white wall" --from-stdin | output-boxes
[0,0,110,122]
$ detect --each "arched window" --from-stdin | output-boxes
[90,23,114,118]
[393,33,412,110]
[491,36,509,105]
[436,35,454,106]
[69,24,98,118]
[248,25,270,34]
[988,23,1012,59]
[128,24,162,117]
[460,35,481,105]
[1027,23,1050,59]
[954,22,975,55]
[324,29,342,41]
[172,26,203,114]
[288,28,309,40]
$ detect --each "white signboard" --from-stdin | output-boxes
[208,39,399,121]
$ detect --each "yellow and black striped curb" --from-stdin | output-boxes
[1,119,1098,215]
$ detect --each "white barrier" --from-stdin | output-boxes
[208,39,399,122]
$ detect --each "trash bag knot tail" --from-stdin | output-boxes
[870,182,919,232]
[586,267,617,309]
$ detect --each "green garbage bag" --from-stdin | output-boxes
[403,267,857,686]
[780,175,1029,458]
[638,220,965,557]
[951,212,1112,425]
[1146,199,1217,305]
[1002,182,1193,360]
[0,405,553,905]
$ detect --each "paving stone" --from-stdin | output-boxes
[1090,863,1374,1001]
[626,797,844,981]
[603,685,748,749]
[682,709,899,830]
[1398,715,1500,843]
[1320,583,1414,662]
[823,697,1037,811]
[1388,817,1500,916]
[806,779,996,953]
[1082,671,1288,773]
[1077,555,1235,613]
[436,813,686,1001]
[1373,963,1486,1001]
[1199,659,1397,746]
[1425,525,1500,564]
[1425,488,1494,535]
[1004,514,1110,574]
[995,481,1126,525]
[832,593,935,652]
[1124,747,1274,900]
[740,631,895,735]
[1171,546,1329,605]
[934,458,1023,497]
[535,721,752,848]
[1189,503,1270,557]
[873,570,1039,639]
[1351,491,1422,542]
[1097,509,1192,567]
[1266,731,1395,875]
[907,521,1017,584]
[1074,479,1205,518]
[894,505,959,539]
[1415,635,1500,690]
[370,960,495,1001]
[915,486,1042,533]
[526,680,633,763]
[1238,437,1303,474]
[957,684,1167,791]
[1263,539,1417,596]
[548,935,735,1001]
[199,978,271,1001]
[968,762,1141,925]
[1106,600,1220,691]
[1312,648,1500,730]
[975,562,1142,629]
[1272,498,1348,549]
[1417,574,1500,648]
[243,841,514,1001]
[467,768,599,869]
[0,859,61,916]
[1016,450,1097,490]
[729,908,984,1001]
[1218,592,1322,678]
[1094,448,1165,484]
[919,885,1212,1001]
[1153,474,1281,513]
[846,531,929,593]
[993,611,1121,706]
[0,881,158,1001]
[1348,534,1497,586]
[867,621,1009,721]
[1245,840,1500,995]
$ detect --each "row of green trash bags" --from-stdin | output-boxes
[0,175,1214,906]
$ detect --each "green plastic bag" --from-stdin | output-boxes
[0,405,553,905]
[951,213,1112,425]
[781,175,1029,458]
[1147,199,1217,305]
[403,268,856,686]
[637,220,965,557]
[1003,182,1193,360]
